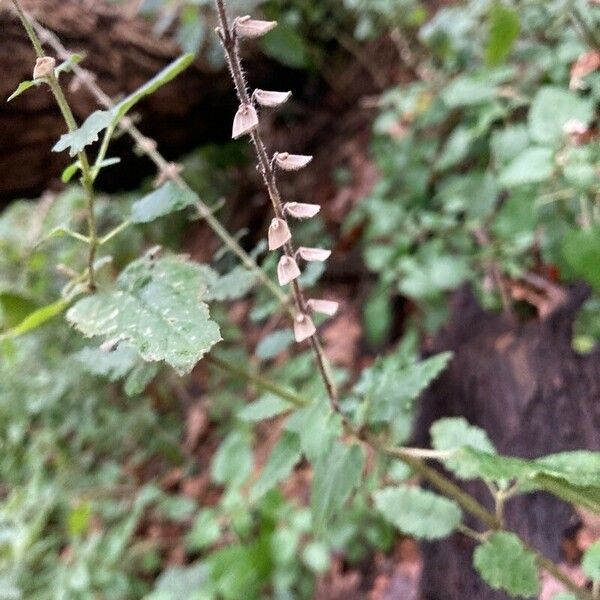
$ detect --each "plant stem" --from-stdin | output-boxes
[10,0,98,290]
[30,21,288,310]
[205,352,593,600]
[215,0,339,408]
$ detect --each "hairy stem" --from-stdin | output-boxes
[11,0,98,290]
[215,0,339,407]
[29,19,288,310]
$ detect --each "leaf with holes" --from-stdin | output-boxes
[66,255,221,374]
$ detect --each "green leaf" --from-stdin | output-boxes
[211,430,252,487]
[562,227,600,291]
[286,400,341,462]
[260,24,308,69]
[0,291,37,328]
[431,417,496,479]
[130,181,198,223]
[152,562,209,599]
[66,255,221,375]
[255,329,294,360]
[7,80,40,102]
[53,110,114,157]
[373,486,462,540]
[53,54,194,156]
[528,86,594,145]
[582,540,600,581]
[67,502,92,537]
[311,443,364,534]
[73,345,139,381]
[442,76,496,108]
[473,532,539,597]
[186,509,221,551]
[485,4,520,66]
[1,298,70,341]
[200,266,257,302]
[250,432,302,501]
[238,394,292,422]
[368,352,452,424]
[499,146,554,187]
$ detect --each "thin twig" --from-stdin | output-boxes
[25,16,289,309]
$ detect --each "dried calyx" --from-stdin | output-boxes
[232,104,259,139]
[274,152,313,171]
[307,299,339,316]
[234,15,277,38]
[277,256,301,286]
[33,56,56,79]
[268,218,291,250]
[284,202,321,219]
[296,247,331,262]
[293,313,316,342]
[254,89,292,107]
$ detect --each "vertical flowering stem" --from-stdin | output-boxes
[215,0,339,409]
[11,0,98,291]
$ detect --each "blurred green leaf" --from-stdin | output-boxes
[485,4,520,66]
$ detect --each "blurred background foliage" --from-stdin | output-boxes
[1,0,599,597]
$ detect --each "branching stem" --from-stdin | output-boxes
[11,0,98,290]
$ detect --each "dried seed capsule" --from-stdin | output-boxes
[277,255,301,286]
[254,89,292,107]
[268,218,291,250]
[232,104,259,139]
[297,247,331,262]
[234,15,277,39]
[307,299,339,316]
[284,202,321,219]
[33,56,56,79]
[274,152,313,171]
[293,313,316,342]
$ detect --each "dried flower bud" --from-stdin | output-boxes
[254,89,292,107]
[268,218,291,250]
[293,313,316,342]
[234,15,277,39]
[297,247,331,262]
[284,202,320,219]
[307,299,339,316]
[274,152,313,171]
[33,56,56,79]
[232,104,259,139]
[277,255,301,286]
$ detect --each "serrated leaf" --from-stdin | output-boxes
[373,486,462,540]
[66,255,221,375]
[582,540,600,580]
[250,432,302,501]
[130,181,198,223]
[238,394,292,422]
[528,86,594,145]
[499,147,554,187]
[368,352,452,424]
[53,54,194,156]
[485,4,520,66]
[311,443,364,534]
[431,417,496,479]
[473,532,539,597]
[53,109,114,157]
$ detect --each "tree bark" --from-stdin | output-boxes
[0,0,241,201]
[415,285,600,599]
